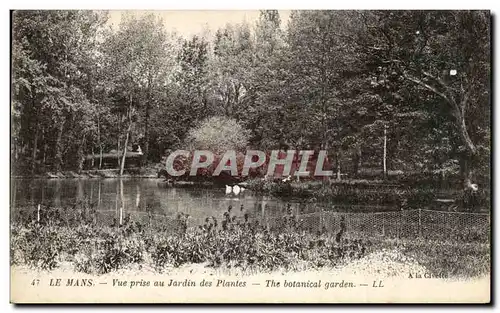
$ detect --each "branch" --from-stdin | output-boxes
[460,88,471,113]
[421,70,474,117]
[421,70,459,106]
[403,73,451,103]
[421,71,446,87]
[421,71,458,93]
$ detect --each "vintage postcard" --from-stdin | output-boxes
[10,9,491,303]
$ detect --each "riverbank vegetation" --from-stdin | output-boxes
[10,202,490,278]
[12,10,490,193]
[11,167,162,179]
[245,178,490,212]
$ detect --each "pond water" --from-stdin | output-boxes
[10,178,393,224]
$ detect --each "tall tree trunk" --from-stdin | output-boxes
[457,112,477,189]
[117,116,122,168]
[120,99,133,176]
[144,74,152,160]
[97,113,102,169]
[120,123,132,176]
[354,146,362,177]
[39,127,45,173]
[144,101,150,160]
[458,111,477,157]
[29,94,39,176]
[42,143,47,172]
[31,123,39,176]
[76,136,86,173]
[114,182,119,228]
[460,151,474,189]
[54,119,65,173]
[99,146,103,170]
[55,53,70,173]
[119,178,124,225]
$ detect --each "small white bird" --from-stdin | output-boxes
[282,176,292,183]
[470,184,478,192]
[240,186,246,192]
[225,185,232,194]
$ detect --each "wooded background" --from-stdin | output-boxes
[11,10,490,187]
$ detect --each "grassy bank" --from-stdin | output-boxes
[10,204,490,279]
[11,167,160,179]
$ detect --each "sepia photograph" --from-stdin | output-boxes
[9,9,491,303]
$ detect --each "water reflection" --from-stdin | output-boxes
[11,179,307,221]
[10,178,393,223]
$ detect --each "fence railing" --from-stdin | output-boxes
[257,209,490,243]
[89,208,491,243]
[13,206,490,244]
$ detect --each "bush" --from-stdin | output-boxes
[186,116,250,153]
[13,224,63,270]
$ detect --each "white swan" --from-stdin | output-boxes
[225,184,245,195]
[233,185,241,195]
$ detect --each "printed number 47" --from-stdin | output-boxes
[31,279,40,286]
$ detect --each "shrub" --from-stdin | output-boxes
[186,116,250,153]
[14,224,63,270]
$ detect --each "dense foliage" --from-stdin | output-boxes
[11,10,490,190]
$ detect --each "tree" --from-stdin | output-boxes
[101,13,171,164]
[279,11,368,178]
[176,35,212,121]
[12,10,107,174]
[247,10,290,148]
[100,13,172,173]
[211,22,255,119]
[355,10,490,187]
